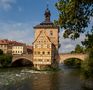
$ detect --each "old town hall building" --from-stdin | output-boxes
[33,7,60,69]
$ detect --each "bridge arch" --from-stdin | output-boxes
[12,57,33,67]
[63,57,83,67]
[59,54,86,64]
[62,57,83,64]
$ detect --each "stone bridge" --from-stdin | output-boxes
[12,54,33,63]
[59,53,87,63]
[12,53,87,64]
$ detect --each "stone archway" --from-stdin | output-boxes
[59,57,83,68]
[12,58,33,67]
[63,58,83,67]
[59,54,86,63]
[63,58,83,64]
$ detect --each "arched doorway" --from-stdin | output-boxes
[12,58,33,67]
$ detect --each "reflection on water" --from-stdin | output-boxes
[0,65,89,90]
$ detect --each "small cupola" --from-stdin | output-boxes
[44,6,51,22]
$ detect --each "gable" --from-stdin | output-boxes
[33,30,51,44]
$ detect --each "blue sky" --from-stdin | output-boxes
[0,0,58,22]
[0,0,87,53]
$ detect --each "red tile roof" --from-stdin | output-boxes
[0,39,25,46]
[0,39,9,45]
[26,45,33,49]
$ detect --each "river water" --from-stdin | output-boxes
[0,64,89,90]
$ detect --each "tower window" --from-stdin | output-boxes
[39,41,40,43]
[38,52,40,54]
[42,51,45,54]
[48,52,50,55]
[50,31,53,35]
[34,51,36,54]
[47,59,49,62]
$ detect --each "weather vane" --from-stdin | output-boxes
[46,0,49,9]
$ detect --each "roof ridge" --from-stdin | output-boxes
[32,30,43,44]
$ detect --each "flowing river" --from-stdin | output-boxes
[0,64,90,90]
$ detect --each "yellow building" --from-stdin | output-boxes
[33,7,59,69]
[12,42,27,55]
[0,39,9,54]
[0,39,27,55]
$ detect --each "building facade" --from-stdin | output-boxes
[33,7,59,69]
[0,39,9,54]
[0,39,27,55]
[12,42,26,55]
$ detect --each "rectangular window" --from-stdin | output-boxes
[38,52,40,54]
[47,59,49,62]
[48,52,50,55]
[50,31,53,36]
[34,51,36,54]
[42,51,45,55]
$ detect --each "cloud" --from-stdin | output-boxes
[59,30,85,53]
[0,22,35,44]
[0,0,16,11]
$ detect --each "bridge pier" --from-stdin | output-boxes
[34,64,52,70]
[34,64,40,70]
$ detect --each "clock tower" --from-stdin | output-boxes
[33,7,60,69]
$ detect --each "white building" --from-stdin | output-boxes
[12,42,26,55]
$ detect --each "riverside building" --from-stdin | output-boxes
[33,7,60,69]
[0,39,27,55]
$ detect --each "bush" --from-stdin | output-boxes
[0,54,12,67]
[0,49,3,55]
[81,50,93,79]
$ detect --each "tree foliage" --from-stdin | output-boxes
[75,44,84,53]
[0,49,3,55]
[71,44,84,53]
[64,58,82,68]
[82,28,93,52]
[81,50,93,79]
[55,0,93,39]
[81,29,93,78]
[0,54,12,67]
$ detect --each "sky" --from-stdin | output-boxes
[0,0,87,53]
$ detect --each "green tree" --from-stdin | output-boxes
[82,28,93,52]
[70,51,75,54]
[64,58,82,68]
[81,29,93,78]
[70,44,84,53]
[55,0,93,39]
[0,49,3,55]
[75,44,84,53]
[81,50,93,79]
[0,54,12,67]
